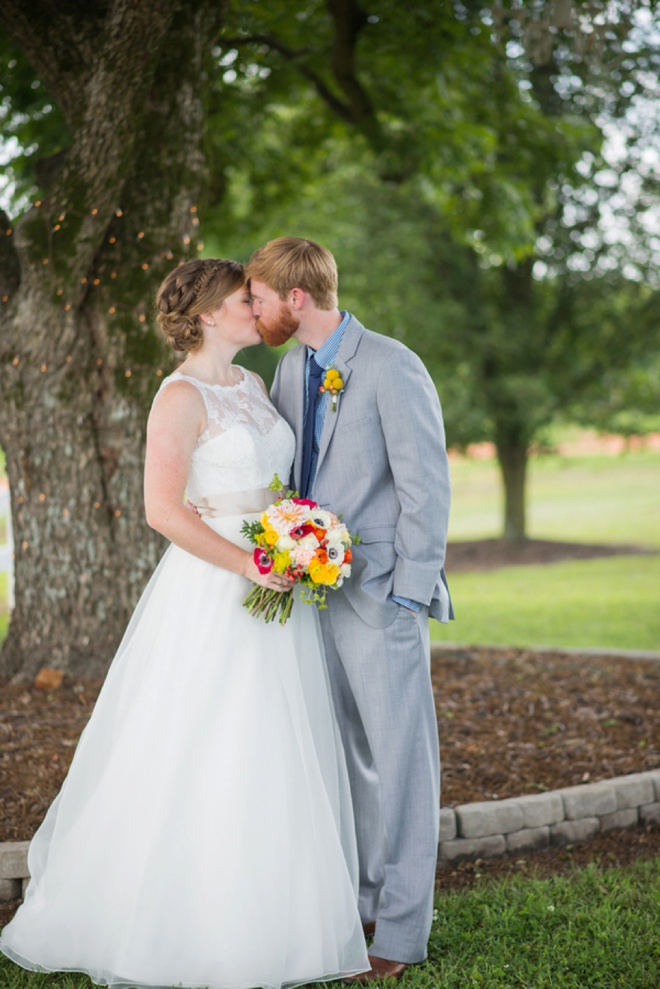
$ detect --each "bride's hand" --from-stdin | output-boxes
[242,554,294,592]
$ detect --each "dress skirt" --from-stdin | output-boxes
[0,513,368,989]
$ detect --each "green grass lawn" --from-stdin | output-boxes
[437,445,660,651]
[1,860,658,988]
[432,554,660,651]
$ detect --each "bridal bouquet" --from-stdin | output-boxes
[241,475,357,625]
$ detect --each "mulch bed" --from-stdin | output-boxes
[1,537,659,919]
[446,536,658,572]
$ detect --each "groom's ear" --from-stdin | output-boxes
[288,287,305,309]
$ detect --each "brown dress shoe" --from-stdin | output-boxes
[345,954,409,983]
[362,921,376,937]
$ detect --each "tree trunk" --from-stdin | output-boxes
[496,439,528,543]
[0,0,226,679]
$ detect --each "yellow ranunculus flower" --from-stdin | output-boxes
[309,559,341,585]
[325,369,340,381]
[262,524,279,547]
[333,377,343,390]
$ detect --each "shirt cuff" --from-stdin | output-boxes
[391,595,422,612]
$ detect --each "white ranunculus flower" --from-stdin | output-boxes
[277,535,296,552]
[296,532,319,550]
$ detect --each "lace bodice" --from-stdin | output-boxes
[156,367,295,507]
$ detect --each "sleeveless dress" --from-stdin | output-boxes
[0,368,369,989]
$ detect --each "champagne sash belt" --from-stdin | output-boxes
[194,487,273,518]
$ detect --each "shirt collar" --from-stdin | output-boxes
[307,311,351,369]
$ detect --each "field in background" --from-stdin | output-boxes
[447,442,660,548]
[435,439,660,651]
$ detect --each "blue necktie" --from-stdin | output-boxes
[301,357,324,497]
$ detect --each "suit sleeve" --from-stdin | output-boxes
[375,348,450,607]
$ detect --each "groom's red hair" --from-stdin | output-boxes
[247,237,338,311]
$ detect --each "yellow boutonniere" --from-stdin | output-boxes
[319,367,345,412]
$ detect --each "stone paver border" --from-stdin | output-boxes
[439,769,660,862]
[2,770,659,902]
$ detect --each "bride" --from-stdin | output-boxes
[0,258,369,989]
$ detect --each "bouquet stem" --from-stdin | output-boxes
[242,586,295,626]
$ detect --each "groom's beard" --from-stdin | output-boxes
[256,304,300,347]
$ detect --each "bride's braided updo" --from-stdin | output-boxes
[155,258,246,352]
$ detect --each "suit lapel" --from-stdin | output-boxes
[314,318,363,480]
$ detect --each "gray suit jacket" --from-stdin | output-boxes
[271,314,453,628]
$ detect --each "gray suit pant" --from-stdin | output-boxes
[319,595,440,964]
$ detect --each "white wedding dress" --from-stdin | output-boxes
[0,368,369,989]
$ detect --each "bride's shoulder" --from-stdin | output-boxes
[240,367,269,398]
[151,373,207,417]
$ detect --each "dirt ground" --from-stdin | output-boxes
[1,536,659,922]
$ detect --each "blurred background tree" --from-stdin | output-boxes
[1,0,658,676]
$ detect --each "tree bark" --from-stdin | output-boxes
[0,0,225,678]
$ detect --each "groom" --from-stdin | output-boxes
[248,237,452,982]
